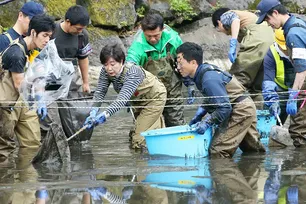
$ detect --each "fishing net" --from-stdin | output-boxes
[32,123,70,165]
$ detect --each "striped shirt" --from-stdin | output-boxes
[94,63,145,116]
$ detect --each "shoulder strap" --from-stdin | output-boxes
[285,19,306,38]
[3,32,13,44]
[287,23,306,31]
[197,63,232,90]
[0,38,26,57]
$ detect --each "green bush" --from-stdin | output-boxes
[170,0,197,21]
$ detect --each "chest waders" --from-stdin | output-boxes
[110,63,166,149]
[144,44,185,127]
[284,22,306,147]
[196,64,265,157]
[0,41,27,107]
[0,41,41,152]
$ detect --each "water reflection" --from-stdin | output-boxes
[1,139,306,203]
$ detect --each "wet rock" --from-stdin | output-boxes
[0,0,24,28]
[41,0,76,20]
[78,0,137,29]
[150,1,173,19]
[282,0,306,14]
[269,125,293,147]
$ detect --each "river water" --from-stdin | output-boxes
[1,106,306,204]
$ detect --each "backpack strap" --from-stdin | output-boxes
[3,32,13,44]
[197,63,232,91]
[284,19,306,38]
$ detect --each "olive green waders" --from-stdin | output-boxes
[0,42,40,157]
[144,50,184,127]
[231,23,274,109]
[209,77,265,158]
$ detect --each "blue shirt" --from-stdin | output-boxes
[0,28,21,52]
[193,63,232,125]
[283,15,306,73]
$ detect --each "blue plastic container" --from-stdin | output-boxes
[141,125,212,158]
[143,158,212,193]
[256,110,276,145]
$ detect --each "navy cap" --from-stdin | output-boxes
[256,0,281,24]
[20,2,44,19]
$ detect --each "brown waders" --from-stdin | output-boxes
[144,48,184,127]
[120,64,167,149]
[289,81,306,147]
[231,22,274,109]
[0,42,40,158]
[210,76,265,158]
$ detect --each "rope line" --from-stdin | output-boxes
[1,90,305,104]
[1,98,306,109]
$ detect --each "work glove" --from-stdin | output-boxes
[189,107,207,126]
[187,86,196,104]
[94,112,107,126]
[287,185,298,204]
[228,38,238,63]
[35,94,47,120]
[37,103,47,120]
[195,115,212,134]
[286,88,299,116]
[84,108,98,129]
[269,102,281,118]
[262,81,279,107]
[88,187,107,200]
[35,189,48,199]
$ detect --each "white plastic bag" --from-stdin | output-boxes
[20,39,74,107]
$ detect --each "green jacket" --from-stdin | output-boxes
[126,25,183,67]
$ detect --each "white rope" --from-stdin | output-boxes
[0,90,304,105]
[1,97,305,109]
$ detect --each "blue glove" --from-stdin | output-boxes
[35,189,48,199]
[84,108,98,129]
[228,38,238,63]
[94,112,107,126]
[187,86,196,104]
[262,81,279,107]
[286,89,299,116]
[88,187,107,200]
[189,107,207,126]
[287,185,298,204]
[37,103,47,120]
[269,102,281,118]
[195,115,212,134]
[35,94,47,120]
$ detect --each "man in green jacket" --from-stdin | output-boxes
[127,12,191,127]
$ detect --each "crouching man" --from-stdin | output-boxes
[176,42,265,158]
